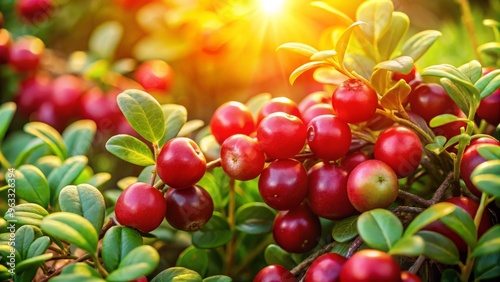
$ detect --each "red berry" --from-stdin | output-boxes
[16,0,56,24]
[210,101,255,145]
[9,35,45,72]
[134,60,173,92]
[257,97,302,125]
[304,253,347,282]
[220,134,266,181]
[392,66,417,83]
[298,91,331,114]
[257,112,306,159]
[340,151,370,173]
[460,142,500,197]
[331,79,378,124]
[165,185,214,232]
[301,103,335,126]
[476,88,500,126]
[254,265,297,282]
[51,74,84,118]
[16,72,53,115]
[409,83,457,124]
[400,271,422,282]
[340,249,401,282]
[0,29,11,64]
[307,114,352,161]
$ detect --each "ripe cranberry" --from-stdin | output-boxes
[51,74,84,118]
[16,0,56,24]
[340,249,401,282]
[304,253,347,282]
[9,35,45,72]
[16,72,53,115]
[272,203,321,253]
[220,134,265,181]
[257,112,306,159]
[134,60,173,92]
[115,182,166,233]
[331,79,378,124]
[422,196,492,253]
[476,88,500,126]
[259,159,308,211]
[307,115,352,161]
[409,83,458,124]
[400,271,422,282]
[254,265,297,282]
[32,101,65,131]
[392,66,417,83]
[156,137,206,189]
[131,276,148,282]
[340,151,370,173]
[80,87,121,131]
[307,162,356,220]
[165,185,214,232]
[0,29,11,64]
[460,142,500,197]
[374,126,422,178]
[301,103,335,126]
[210,101,255,145]
[257,97,302,125]
[469,137,500,147]
[298,91,331,114]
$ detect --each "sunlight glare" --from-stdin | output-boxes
[259,0,286,15]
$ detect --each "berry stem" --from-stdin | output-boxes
[408,255,426,274]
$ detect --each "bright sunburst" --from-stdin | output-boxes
[259,0,286,15]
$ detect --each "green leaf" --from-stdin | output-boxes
[471,160,500,198]
[475,69,500,99]
[378,12,409,60]
[47,155,88,207]
[429,114,461,128]
[474,252,500,280]
[314,67,349,85]
[5,203,49,227]
[24,122,67,160]
[33,155,62,177]
[477,144,500,161]
[0,102,16,143]
[26,236,50,258]
[331,215,358,243]
[178,120,205,137]
[0,245,21,263]
[176,246,209,277]
[380,79,411,110]
[472,225,500,257]
[49,263,105,282]
[15,253,53,274]
[439,205,477,250]
[355,0,393,41]
[440,77,475,117]
[357,209,403,251]
[85,172,112,188]
[478,42,500,58]
[106,245,159,281]
[192,213,232,249]
[458,60,482,84]
[59,184,106,233]
[370,68,390,95]
[289,61,330,85]
[160,104,188,146]
[276,42,318,57]
[117,89,165,143]
[330,241,352,257]
[14,138,45,167]
[203,275,232,282]
[62,120,97,157]
[197,168,229,210]
[89,21,123,60]
[310,1,353,25]
[344,54,376,80]
[151,267,202,282]
[388,235,425,256]
[404,202,456,237]
[14,165,50,209]
[310,49,337,61]
[441,268,461,282]
[235,203,275,234]
[335,21,365,65]
[105,134,155,166]
[41,212,98,255]
[264,244,296,270]
[401,30,442,61]
[15,225,36,259]
[102,226,143,273]
[416,231,460,265]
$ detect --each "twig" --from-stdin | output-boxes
[392,206,426,214]
[398,190,431,207]
[290,241,337,277]
[206,158,221,170]
[99,217,117,240]
[409,255,426,274]
[428,172,455,205]
[346,236,364,258]
[39,253,92,282]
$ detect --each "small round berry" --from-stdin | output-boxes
[165,185,214,232]
[220,134,266,181]
[331,79,378,124]
[307,115,351,161]
[210,101,255,145]
[257,112,306,159]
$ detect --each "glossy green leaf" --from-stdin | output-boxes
[277,42,318,57]
[160,104,188,145]
[429,114,461,128]
[356,0,393,41]
[102,226,143,272]
[314,68,348,85]
[310,1,353,25]
[33,155,62,177]
[335,21,365,65]
[178,119,205,137]
[344,54,376,80]
[117,89,165,143]
[176,246,209,277]
[357,209,403,251]
[5,203,49,227]
[49,275,105,282]
[85,172,112,188]
[59,184,106,233]
[203,275,232,282]
[330,241,352,257]
[50,263,105,282]
[331,215,358,243]
[14,138,45,167]
[472,225,500,257]
[15,253,53,274]
[151,267,202,282]
[106,134,155,166]
[47,155,88,207]
[264,244,296,270]
[439,206,477,250]
[478,42,500,58]
[310,49,337,61]
[62,120,97,157]
[477,144,500,161]
[14,165,50,209]
[370,68,390,95]
[89,21,123,60]
[15,225,36,259]
[197,168,229,210]
[441,268,461,282]
[378,12,409,60]
[474,252,500,280]
[235,203,275,234]
[404,202,456,237]
[41,212,98,255]
[24,122,67,160]
[26,236,50,258]
[440,77,474,117]
[416,231,460,265]
[471,160,500,197]
[388,235,425,256]
[475,69,500,99]
[0,102,16,143]
[192,213,232,249]
[458,60,482,84]
[0,245,21,263]
[380,79,411,110]
[289,61,330,85]
[375,56,414,74]
[401,30,442,61]
[106,245,160,281]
